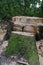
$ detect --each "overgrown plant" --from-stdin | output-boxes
[1,16,14,40]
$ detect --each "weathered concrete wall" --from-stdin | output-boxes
[23,25,37,33]
[12,16,43,33]
[12,16,43,23]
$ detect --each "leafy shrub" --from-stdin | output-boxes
[4,16,14,40]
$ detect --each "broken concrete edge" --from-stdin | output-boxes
[12,31,34,37]
[12,16,43,19]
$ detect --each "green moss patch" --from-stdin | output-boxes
[5,34,40,65]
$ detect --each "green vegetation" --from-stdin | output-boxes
[5,34,39,65]
[0,0,43,19]
[3,16,14,40]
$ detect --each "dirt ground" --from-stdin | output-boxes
[36,40,43,65]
